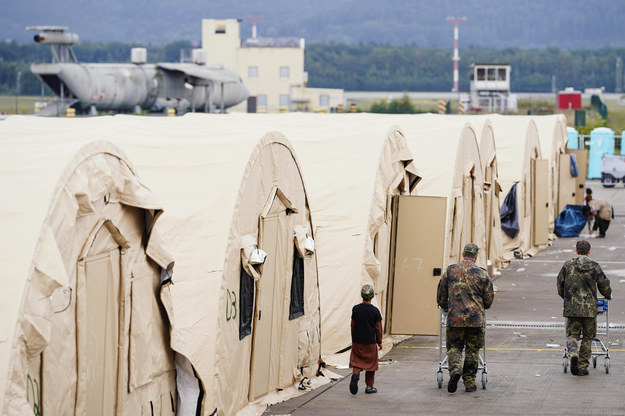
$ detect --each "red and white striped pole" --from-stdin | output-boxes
[446,17,466,93]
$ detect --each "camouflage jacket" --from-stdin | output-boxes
[557,255,612,317]
[436,258,494,327]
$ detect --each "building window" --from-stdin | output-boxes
[280,66,290,79]
[487,68,496,81]
[257,94,267,107]
[289,247,305,320]
[477,68,485,81]
[279,94,289,108]
[215,25,226,34]
[319,94,329,107]
[497,68,507,81]
[248,66,258,79]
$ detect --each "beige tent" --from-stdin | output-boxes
[1,115,322,416]
[415,114,504,272]
[367,114,486,336]
[488,115,549,259]
[531,114,578,233]
[214,113,420,357]
[0,135,176,415]
[471,117,504,271]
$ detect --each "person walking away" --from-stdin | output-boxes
[557,240,611,376]
[437,243,494,393]
[590,199,614,238]
[349,284,383,395]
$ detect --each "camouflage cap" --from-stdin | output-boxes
[361,284,375,301]
[463,243,479,257]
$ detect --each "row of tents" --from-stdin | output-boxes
[0,113,583,415]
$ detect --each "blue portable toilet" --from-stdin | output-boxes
[588,127,615,179]
[567,126,579,149]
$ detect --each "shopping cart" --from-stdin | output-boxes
[562,297,610,374]
[436,308,488,389]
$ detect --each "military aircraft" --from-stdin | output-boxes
[28,26,249,115]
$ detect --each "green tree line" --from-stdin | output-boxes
[305,44,625,93]
[1,40,624,95]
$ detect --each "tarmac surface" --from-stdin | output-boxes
[264,180,625,416]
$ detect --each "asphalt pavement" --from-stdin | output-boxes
[264,180,625,416]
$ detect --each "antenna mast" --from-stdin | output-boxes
[446,17,466,93]
[244,16,265,39]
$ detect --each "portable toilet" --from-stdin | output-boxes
[567,127,579,149]
[588,127,615,179]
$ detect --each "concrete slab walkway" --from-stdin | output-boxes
[264,181,625,415]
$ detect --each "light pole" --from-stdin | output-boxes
[14,72,21,114]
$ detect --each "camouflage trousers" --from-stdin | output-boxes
[566,317,596,371]
[446,327,484,388]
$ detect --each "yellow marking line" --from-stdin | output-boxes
[396,346,625,352]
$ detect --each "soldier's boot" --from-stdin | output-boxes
[448,371,461,393]
[577,368,589,376]
[465,385,477,392]
[570,355,579,375]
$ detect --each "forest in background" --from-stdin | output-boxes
[3,0,624,49]
[1,40,623,96]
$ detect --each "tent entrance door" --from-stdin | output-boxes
[557,153,576,214]
[76,220,127,416]
[566,149,588,205]
[532,159,550,245]
[249,209,288,401]
[389,195,446,336]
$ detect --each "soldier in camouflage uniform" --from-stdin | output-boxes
[557,240,611,376]
[437,243,494,393]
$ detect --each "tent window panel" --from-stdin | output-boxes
[239,264,254,340]
[289,247,305,320]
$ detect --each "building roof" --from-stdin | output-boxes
[470,62,511,67]
[241,37,302,48]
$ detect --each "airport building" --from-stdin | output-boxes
[465,63,518,113]
[202,19,344,113]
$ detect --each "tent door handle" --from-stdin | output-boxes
[258,310,262,320]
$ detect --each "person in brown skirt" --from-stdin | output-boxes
[349,284,383,394]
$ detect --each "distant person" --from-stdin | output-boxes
[590,199,614,238]
[437,243,494,393]
[584,187,593,206]
[557,240,611,376]
[349,284,383,395]
[582,188,596,234]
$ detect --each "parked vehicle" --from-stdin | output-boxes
[601,155,625,187]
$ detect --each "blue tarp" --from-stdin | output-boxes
[554,205,587,238]
[500,183,519,239]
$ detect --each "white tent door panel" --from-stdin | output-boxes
[249,211,288,401]
[84,250,121,416]
[566,149,588,206]
[390,196,446,335]
[532,159,550,246]
[558,153,576,215]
